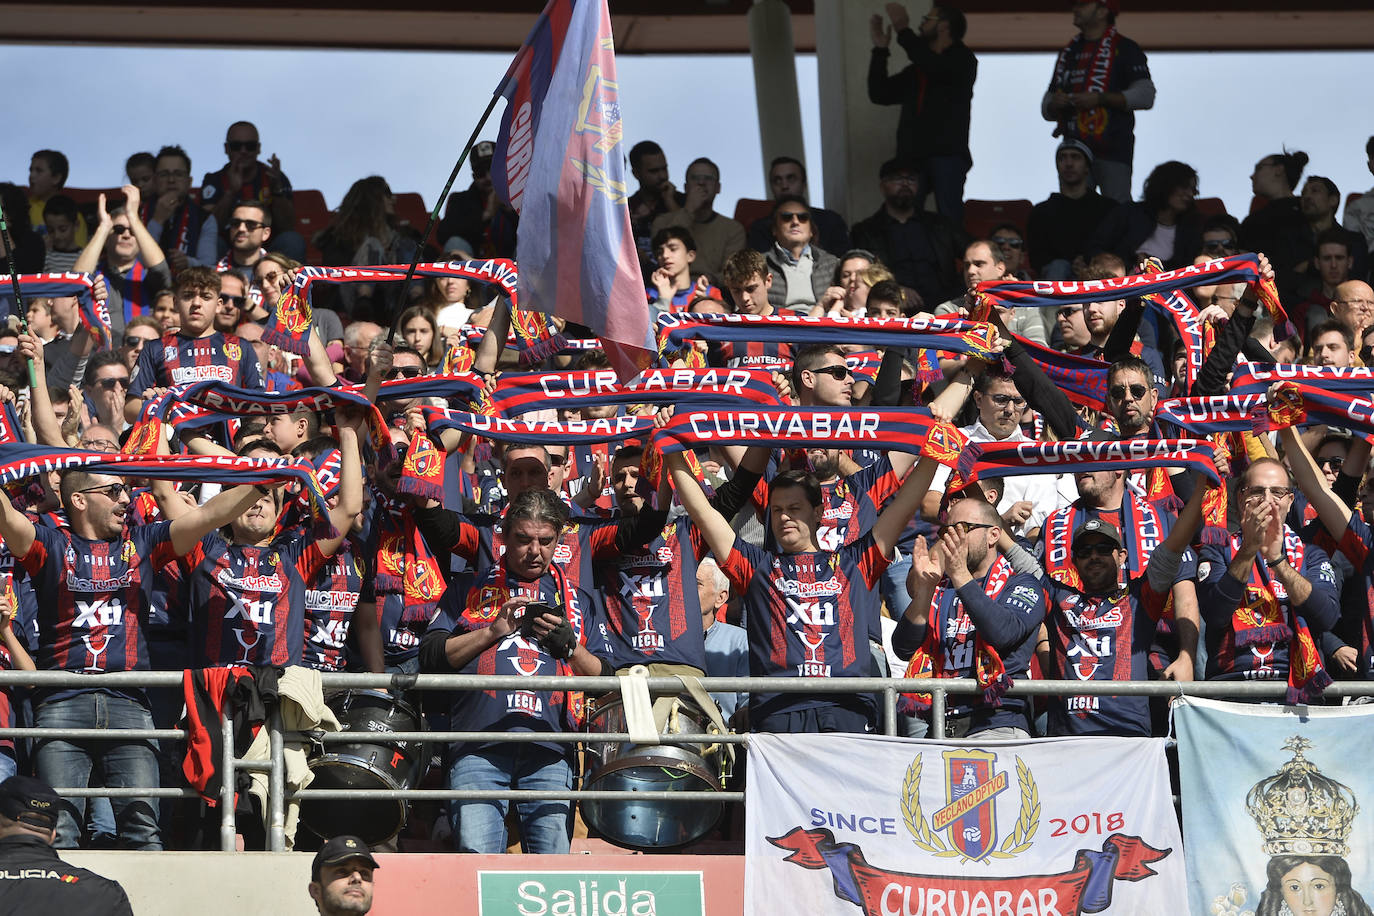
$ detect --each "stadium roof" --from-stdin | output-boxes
[4,0,1371,53]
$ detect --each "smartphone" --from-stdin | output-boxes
[518,602,559,635]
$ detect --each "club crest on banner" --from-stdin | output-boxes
[571,65,628,205]
[902,749,1038,863]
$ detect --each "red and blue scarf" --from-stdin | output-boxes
[422,406,656,447]
[1255,382,1374,442]
[490,367,783,417]
[0,273,110,348]
[957,438,1220,487]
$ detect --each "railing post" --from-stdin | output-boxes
[929,685,946,739]
[219,706,237,852]
[882,685,897,736]
[268,708,287,852]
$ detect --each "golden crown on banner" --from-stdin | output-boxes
[1246,736,1358,857]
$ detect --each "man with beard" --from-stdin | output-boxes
[308,835,379,916]
[849,159,963,311]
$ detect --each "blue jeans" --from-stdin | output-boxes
[447,744,572,854]
[0,751,14,781]
[34,691,162,849]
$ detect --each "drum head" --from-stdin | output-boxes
[299,757,406,846]
[582,761,723,850]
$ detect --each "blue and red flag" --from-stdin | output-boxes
[490,0,651,378]
[0,273,111,349]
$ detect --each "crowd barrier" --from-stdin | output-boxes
[3,669,1372,853]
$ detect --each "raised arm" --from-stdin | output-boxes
[1277,419,1352,538]
[473,297,514,375]
[168,483,272,556]
[318,418,364,555]
[665,451,735,561]
[0,484,37,560]
[18,332,64,448]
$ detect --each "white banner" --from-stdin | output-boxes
[745,733,1185,916]
[1176,697,1374,916]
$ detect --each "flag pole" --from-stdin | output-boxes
[383,91,506,344]
[0,198,39,388]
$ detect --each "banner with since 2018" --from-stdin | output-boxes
[745,733,1186,916]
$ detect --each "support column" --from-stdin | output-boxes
[814,0,929,223]
[747,0,807,190]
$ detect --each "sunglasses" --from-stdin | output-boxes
[986,393,1027,408]
[1072,542,1119,559]
[1202,239,1236,251]
[990,236,1024,249]
[110,225,134,237]
[937,521,995,537]
[1055,306,1082,320]
[219,294,247,309]
[1316,455,1345,470]
[94,376,129,390]
[79,482,131,500]
[123,335,155,348]
[778,211,811,224]
[811,365,852,381]
[1108,383,1150,401]
[227,219,264,231]
[226,140,261,152]
[387,366,424,379]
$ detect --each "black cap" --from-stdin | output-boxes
[473,140,495,162]
[0,775,60,829]
[311,835,380,881]
[879,157,922,180]
[1072,518,1124,549]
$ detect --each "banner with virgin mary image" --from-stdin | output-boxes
[1175,697,1374,916]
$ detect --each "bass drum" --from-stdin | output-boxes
[580,692,728,849]
[300,690,426,846]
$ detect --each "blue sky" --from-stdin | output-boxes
[3,44,1371,225]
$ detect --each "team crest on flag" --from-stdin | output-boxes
[903,749,1034,864]
[571,66,628,203]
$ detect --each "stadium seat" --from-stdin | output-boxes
[964,199,1032,240]
[394,192,438,246]
[733,197,773,228]
[1193,197,1227,219]
[1248,194,1269,216]
[292,189,330,264]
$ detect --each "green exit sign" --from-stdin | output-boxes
[478,871,705,916]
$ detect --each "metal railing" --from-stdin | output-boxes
[2,669,1372,852]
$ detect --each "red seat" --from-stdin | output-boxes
[1248,194,1269,216]
[393,192,437,246]
[732,197,773,228]
[292,189,330,265]
[1194,197,1227,220]
[964,199,1032,241]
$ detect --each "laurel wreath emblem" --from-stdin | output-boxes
[902,753,1040,863]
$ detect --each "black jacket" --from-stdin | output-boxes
[0,834,133,916]
[868,30,977,163]
[849,206,964,309]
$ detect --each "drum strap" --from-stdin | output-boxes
[675,675,735,771]
[618,666,659,744]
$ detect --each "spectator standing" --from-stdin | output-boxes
[867,3,977,224]
[1300,176,1368,284]
[73,186,169,331]
[745,157,849,256]
[1088,160,1202,270]
[1041,0,1155,203]
[439,140,517,258]
[1240,150,1310,297]
[650,157,745,280]
[850,159,963,312]
[626,140,683,277]
[1028,139,1118,279]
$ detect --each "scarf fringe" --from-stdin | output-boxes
[1288,668,1332,705]
[1235,624,1293,648]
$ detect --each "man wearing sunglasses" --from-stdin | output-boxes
[200,121,294,247]
[73,183,169,331]
[892,497,1045,738]
[1195,455,1339,687]
[0,466,281,848]
[83,351,132,434]
[217,202,271,283]
[764,196,838,312]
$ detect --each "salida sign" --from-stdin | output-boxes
[477,871,704,916]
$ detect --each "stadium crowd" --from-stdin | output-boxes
[1,0,1374,861]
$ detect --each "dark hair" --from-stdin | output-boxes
[771,195,810,219]
[833,249,879,285]
[173,266,221,299]
[155,144,191,172]
[768,469,822,509]
[506,486,569,532]
[84,350,128,386]
[232,419,267,449]
[867,279,904,308]
[574,348,611,371]
[1142,160,1197,215]
[652,225,697,253]
[612,444,645,468]
[1202,213,1242,239]
[31,150,68,187]
[722,249,769,289]
[628,140,664,172]
[988,222,1022,240]
[686,157,719,182]
[42,195,78,223]
[293,435,342,461]
[1310,319,1354,350]
[791,343,848,393]
[972,363,1017,395]
[1107,355,1154,387]
[935,6,968,41]
[237,438,284,458]
[1315,433,1352,457]
[1315,227,1354,259]
[1305,175,1340,199]
[229,199,271,227]
[125,151,155,174]
[769,156,806,183]
[966,239,1006,267]
[1256,855,1374,916]
[0,184,32,234]
[1263,150,1309,192]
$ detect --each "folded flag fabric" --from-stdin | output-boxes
[652,407,967,467]
[956,437,1220,486]
[345,372,486,408]
[421,406,656,446]
[0,443,337,537]
[1138,258,1209,390]
[655,312,1001,374]
[490,366,783,417]
[974,253,1288,334]
[1012,333,1110,409]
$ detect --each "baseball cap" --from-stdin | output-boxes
[879,157,922,180]
[311,835,381,881]
[1072,518,1123,549]
[0,774,61,829]
[1056,138,1095,167]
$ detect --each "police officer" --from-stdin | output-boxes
[0,775,133,915]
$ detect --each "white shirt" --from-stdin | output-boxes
[929,419,1070,537]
